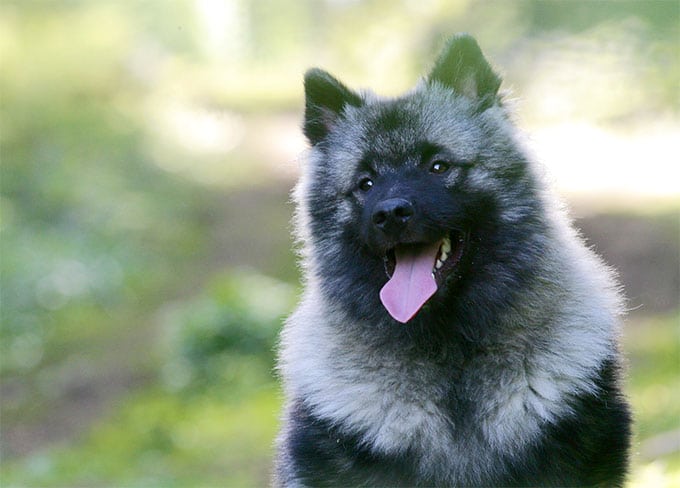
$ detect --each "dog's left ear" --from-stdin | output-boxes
[427,34,501,110]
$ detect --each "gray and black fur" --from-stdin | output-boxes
[276,34,631,487]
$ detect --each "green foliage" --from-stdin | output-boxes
[160,270,296,393]
[1,270,294,487]
[625,313,680,486]
[1,386,283,488]
[0,1,213,379]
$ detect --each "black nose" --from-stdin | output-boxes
[372,198,415,236]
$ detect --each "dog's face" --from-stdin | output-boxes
[298,36,543,326]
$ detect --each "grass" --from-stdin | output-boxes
[626,313,680,488]
[1,385,282,487]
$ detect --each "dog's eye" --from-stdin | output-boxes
[430,161,450,174]
[358,177,374,192]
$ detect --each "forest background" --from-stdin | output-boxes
[1,0,678,486]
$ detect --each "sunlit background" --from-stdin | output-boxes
[1,1,678,486]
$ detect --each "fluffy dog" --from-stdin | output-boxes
[275,34,631,487]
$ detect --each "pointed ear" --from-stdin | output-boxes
[303,68,362,145]
[427,34,502,110]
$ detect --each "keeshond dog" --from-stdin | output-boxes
[276,34,631,487]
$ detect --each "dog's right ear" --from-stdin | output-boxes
[303,68,362,145]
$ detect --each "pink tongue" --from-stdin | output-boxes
[379,241,440,323]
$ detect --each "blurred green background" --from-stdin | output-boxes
[1,1,678,486]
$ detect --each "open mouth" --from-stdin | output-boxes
[383,231,467,286]
[379,231,468,323]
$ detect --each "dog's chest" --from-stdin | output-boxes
[291,331,561,459]
[281,299,600,482]
[329,351,456,454]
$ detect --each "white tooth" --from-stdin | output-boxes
[440,251,448,262]
[441,238,451,254]
[435,259,443,269]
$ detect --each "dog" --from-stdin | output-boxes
[275,34,631,487]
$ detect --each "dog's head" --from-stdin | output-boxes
[297,35,544,325]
